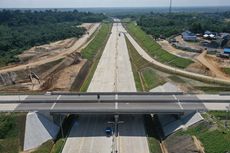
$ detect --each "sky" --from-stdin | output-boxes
[0,0,230,8]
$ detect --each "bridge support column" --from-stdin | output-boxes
[23,111,59,151]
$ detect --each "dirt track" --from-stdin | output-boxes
[196,50,230,80]
[0,23,100,74]
[157,40,197,59]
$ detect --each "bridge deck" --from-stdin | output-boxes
[0,93,229,113]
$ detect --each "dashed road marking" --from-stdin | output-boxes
[173,95,183,110]
[51,95,61,110]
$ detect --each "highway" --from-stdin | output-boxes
[62,23,149,153]
[1,21,230,153]
[62,22,149,153]
[0,93,230,113]
[62,115,113,153]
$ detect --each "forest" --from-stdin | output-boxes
[0,10,106,66]
[135,12,230,38]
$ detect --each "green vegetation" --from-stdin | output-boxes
[177,123,230,153]
[0,113,26,153]
[126,36,149,91]
[51,139,65,153]
[168,75,186,83]
[177,111,230,153]
[80,23,112,91]
[126,36,166,91]
[209,111,230,120]
[141,68,165,90]
[195,86,230,93]
[137,12,230,38]
[0,10,106,66]
[125,23,193,68]
[223,67,230,75]
[32,140,54,153]
[81,23,111,60]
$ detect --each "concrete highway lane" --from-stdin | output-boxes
[62,115,113,153]
[63,22,150,153]
[119,115,150,153]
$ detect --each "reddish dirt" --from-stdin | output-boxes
[196,50,230,80]
[50,60,87,91]
[0,23,100,74]
[157,40,197,59]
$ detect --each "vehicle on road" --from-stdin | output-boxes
[105,127,113,137]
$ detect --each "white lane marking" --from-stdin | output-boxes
[115,94,118,100]
[51,95,61,110]
[115,94,118,110]
[115,102,118,110]
[173,95,183,110]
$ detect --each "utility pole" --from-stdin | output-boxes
[108,115,124,153]
[169,0,172,14]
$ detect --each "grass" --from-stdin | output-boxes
[141,67,165,90]
[51,139,65,153]
[223,67,230,75]
[195,86,230,93]
[126,36,149,91]
[168,75,186,83]
[0,113,26,153]
[125,23,193,69]
[176,112,230,153]
[32,140,54,153]
[209,111,230,120]
[80,23,112,92]
[81,23,111,61]
[126,36,166,91]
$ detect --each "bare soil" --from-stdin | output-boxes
[165,135,200,153]
[0,23,100,92]
[157,40,197,59]
[196,50,230,80]
[0,23,100,74]
[49,59,87,91]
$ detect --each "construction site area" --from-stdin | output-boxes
[157,35,230,82]
[0,23,100,92]
[0,18,230,153]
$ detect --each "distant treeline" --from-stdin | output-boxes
[121,12,230,38]
[0,10,106,66]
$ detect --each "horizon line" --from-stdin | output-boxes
[1,6,230,9]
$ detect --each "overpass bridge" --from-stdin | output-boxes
[0,92,229,114]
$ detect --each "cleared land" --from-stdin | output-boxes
[157,40,197,59]
[196,50,230,80]
[0,23,100,74]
